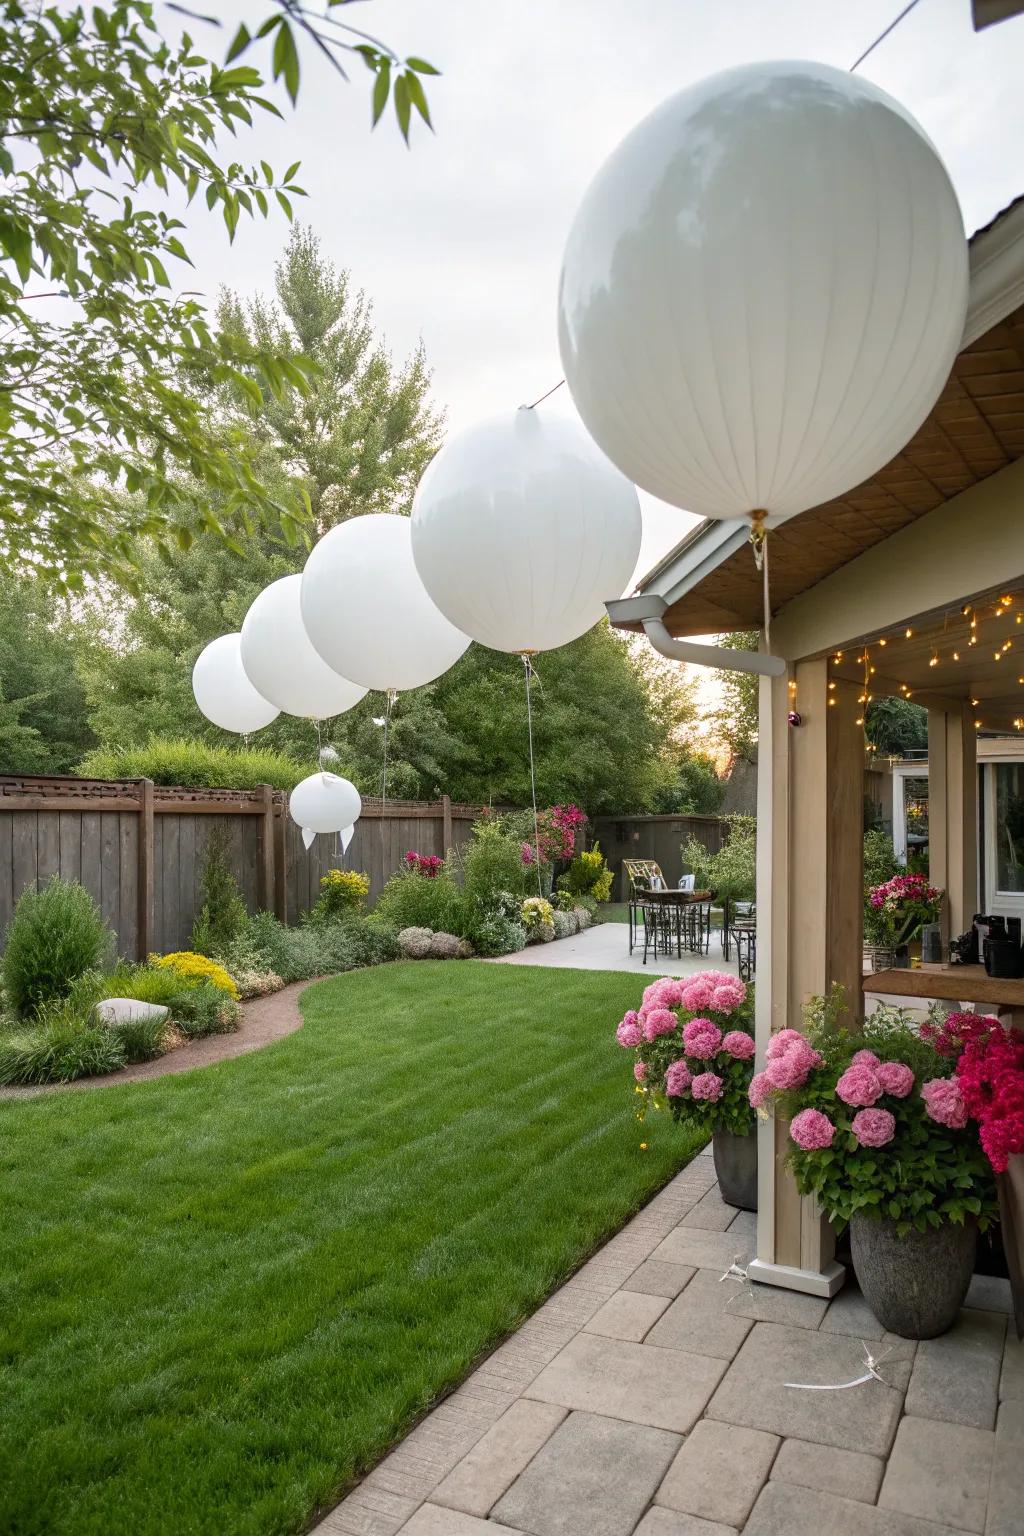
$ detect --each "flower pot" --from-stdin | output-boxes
[712,1128,758,1211]
[892,944,911,969]
[850,1213,977,1339]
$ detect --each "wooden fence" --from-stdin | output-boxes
[591,813,730,900]
[0,775,482,960]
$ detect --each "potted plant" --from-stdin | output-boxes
[750,989,997,1338]
[615,969,757,1208]
[865,873,943,968]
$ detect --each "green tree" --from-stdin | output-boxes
[219,225,443,527]
[654,752,725,815]
[709,632,759,766]
[0,2,438,590]
[865,696,928,755]
[0,578,95,771]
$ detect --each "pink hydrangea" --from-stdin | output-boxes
[764,1037,823,1090]
[691,1071,723,1102]
[766,1028,804,1061]
[633,1061,648,1082]
[709,978,747,1013]
[665,1060,692,1097]
[682,1017,722,1059]
[642,977,684,1010]
[875,1061,915,1099]
[643,1008,678,1042]
[722,1030,756,1060]
[836,1063,883,1107]
[921,1076,968,1129]
[851,1108,896,1147]
[852,1049,881,1068]
[678,975,715,1011]
[679,970,746,1015]
[748,1070,772,1108]
[789,1108,836,1150]
[616,1012,642,1049]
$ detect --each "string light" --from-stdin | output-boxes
[905,627,913,638]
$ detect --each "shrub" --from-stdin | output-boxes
[106,1012,169,1063]
[154,952,239,999]
[459,821,527,905]
[681,815,756,906]
[469,913,527,957]
[191,827,248,956]
[373,865,469,935]
[98,963,190,1008]
[0,1019,125,1085]
[2,877,110,1019]
[77,736,308,791]
[309,869,370,924]
[521,896,555,939]
[558,843,613,903]
[553,910,575,940]
[169,981,240,1038]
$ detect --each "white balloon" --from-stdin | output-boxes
[410,409,642,654]
[301,513,471,691]
[192,633,279,734]
[289,772,362,835]
[558,60,968,524]
[240,575,367,719]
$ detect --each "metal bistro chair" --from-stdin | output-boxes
[624,859,666,955]
[731,914,757,982]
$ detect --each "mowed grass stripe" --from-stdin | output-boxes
[0,961,703,1536]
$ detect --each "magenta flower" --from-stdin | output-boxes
[836,1063,883,1107]
[722,1030,756,1060]
[682,1017,722,1059]
[665,1060,692,1096]
[691,1071,723,1102]
[642,1007,678,1042]
[633,1061,648,1082]
[921,1076,968,1129]
[520,842,536,866]
[851,1108,896,1147]
[616,1013,642,1049]
[875,1061,915,1098]
[748,1070,772,1108]
[789,1108,836,1150]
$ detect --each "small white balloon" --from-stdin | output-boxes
[302,827,317,851]
[558,60,968,523]
[410,408,642,654]
[340,824,355,855]
[301,513,471,692]
[289,772,362,835]
[192,633,279,734]
[240,575,367,719]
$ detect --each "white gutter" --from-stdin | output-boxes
[606,595,786,676]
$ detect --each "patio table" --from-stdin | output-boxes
[638,889,713,963]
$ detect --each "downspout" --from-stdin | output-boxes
[606,596,786,677]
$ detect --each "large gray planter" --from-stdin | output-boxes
[712,1128,758,1211]
[850,1214,977,1339]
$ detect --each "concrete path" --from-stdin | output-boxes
[317,1148,1023,1536]
[489,921,740,978]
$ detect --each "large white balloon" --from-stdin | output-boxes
[558,60,968,524]
[192,633,279,734]
[301,513,471,691]
[410,408,642,654]
[289,772,362,835]
[240,575,367,719]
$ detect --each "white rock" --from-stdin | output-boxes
[95,998,169,1025]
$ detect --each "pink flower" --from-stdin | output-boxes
[616,1012,642,1049]
[691,1071,723,1102]
[642,977,684,1009]
[679,976,714,1011]
[722,1030,756,1060]
[748,1070,772,1109]
[665,1060,692,1096]
[789,1108,836,1150]
[520,842,536,866]
[836,1063,883,1107]
[710,978,747,1013]
[633,1061,648,1082]
[678,970,746,1015]
[921,1076,968,1129]
[643,1008,678,1042]
[682,1017,722,1058]
[851,1108,896,1147]
[852,1049,881,1068]
[876,1061,915,1099]
[764,1037,823,1090]
[766,1028,804,1061]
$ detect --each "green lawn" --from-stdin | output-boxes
[0,961,702,1536]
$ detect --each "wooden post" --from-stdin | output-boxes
[257,783,275,913]
[273,805,288,924]
[137,777,154,960]
[928,703,978,940]
[442,793,453,856]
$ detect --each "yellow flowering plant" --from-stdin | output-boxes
[521,896,555,935]
[154,951,240,999]
[310,868,371,923]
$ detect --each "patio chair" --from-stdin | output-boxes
[623,859,667,955]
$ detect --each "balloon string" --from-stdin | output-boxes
[522,655,543,897]
[524,379,565,410]
[762,533,772,652]
[314,717,323,768]
[381,689,396,860]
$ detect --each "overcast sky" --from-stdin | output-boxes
[181,0,1024,585]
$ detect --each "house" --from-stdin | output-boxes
[611,197,1024,1295]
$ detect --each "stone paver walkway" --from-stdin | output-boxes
[316,1148,1024,1536]
[490,922,739,978]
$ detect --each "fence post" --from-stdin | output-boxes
[137,778,154,959]
[442,793,453,856]
[257,783,275,912]
[274,805,288,923]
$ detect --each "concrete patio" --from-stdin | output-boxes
[489,921,739,978]
[319,1147,1023,1536]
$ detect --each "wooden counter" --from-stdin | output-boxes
[864,964,1024,1022]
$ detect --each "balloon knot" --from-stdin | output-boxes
[749,509,769,570]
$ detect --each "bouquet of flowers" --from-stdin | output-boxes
[615,969,754,1135]
[751,989,996,1235]
[865,873,943,949]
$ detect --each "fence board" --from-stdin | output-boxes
[12,811,37,910]
[160,816,181,953]
[99,815,120,939]
[80,812,103,914]
[58,811,81,886]
[37,811,60,887]
[118,814,138,959]
[0,813,13,939]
